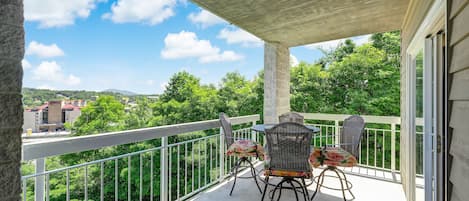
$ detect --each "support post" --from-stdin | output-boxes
[160,137,168,201]
[35,158,45,201]
[219,127,225,181]
[0,1,24,200]
[263,42,291,124]
[391,123,396,172]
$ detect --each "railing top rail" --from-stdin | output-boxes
[300,113,423,126]
[22,114,260,161]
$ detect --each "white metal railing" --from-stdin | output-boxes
[21,115,260,201]
[21,113,424,201]
[301,113,424,178]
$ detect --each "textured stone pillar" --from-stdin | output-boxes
[263,42,290,124]
[0,0,24,200]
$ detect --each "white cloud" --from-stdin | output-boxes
[188,9,226,28]
[24,0,100,28]
[305,35,371,50]
[26,41,64,58]
[32,61,81,86]
[161,31,243,63]
[217,28,263,47]
[160,82,168,90]
[37,85,55,90]
[290,54,299,67]
[103,0,176,25]
[22,59,32,70]
[146,80,155,86]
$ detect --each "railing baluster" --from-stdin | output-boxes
[66,169,70,201]
[45,174,50,201]
[374,130,377,168]
[185,143,188,196]
[115,159,118,201]
[150,151,154,201]
[381,130,386,168]
[198,140,201,189]
[22,179,26,201]
[139,154,142,201]
[35,158,45,201]
[204,138,207,186]
[169,146,172,200]
[177,145,180,200]
[161,137,168,201]
[219,126,225,181]
[321,126,324,146]
[85,165,88,201]
[210,138,213,183]
[334,120,340,145]
[101,162,104,201]
[366,129,370,167]
[391,123,396,172]
[128,156,131,201]
[192,141,195,192]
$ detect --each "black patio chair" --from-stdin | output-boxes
[262,122,313,201]
[220,113,263,196]
[309,115,365,201]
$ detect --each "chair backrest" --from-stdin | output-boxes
[278,112,304,124]
[219,113,234,147]
[265,122,312,172]
[340,115,365,158]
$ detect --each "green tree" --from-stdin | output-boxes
[72,96,125,135]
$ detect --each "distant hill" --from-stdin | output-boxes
[103,89,139,96]
[22,88,155,108]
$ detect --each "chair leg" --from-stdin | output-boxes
[288,180,300,201]
[337,168,355,200]
[247,158,263,194]
[310,168,327,200]
[276,183,283,201]
[271,178,286,201]
[229,159,241,196]
[331,168,347,201]
[290,178,308,201]
[261,176,269,201]
[301,178,310,201]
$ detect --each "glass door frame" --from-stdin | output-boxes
[405,0,446,200]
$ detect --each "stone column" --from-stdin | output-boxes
[0,0,24,200]
[263,42,290,124]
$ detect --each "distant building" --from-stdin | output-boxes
[22,100,84,133]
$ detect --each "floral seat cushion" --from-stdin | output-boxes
[309,147,358,168]
[264,169,312,178]
[226,139,265,160]
[263,151,312,178]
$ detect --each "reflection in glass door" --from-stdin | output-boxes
[415,49,425,201]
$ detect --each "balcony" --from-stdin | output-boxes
[21,113,423,201]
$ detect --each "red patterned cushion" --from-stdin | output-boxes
[226,139,265,160]
[264,169,312,178]
[309,147,358,168]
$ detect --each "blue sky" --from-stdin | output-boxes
[22,0,370,94]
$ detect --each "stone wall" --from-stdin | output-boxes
[0,0,24,200]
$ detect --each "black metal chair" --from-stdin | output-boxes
[279,112,305,124]
[309,115,365,201]
[262,122,313,201]
[219,113,263,196]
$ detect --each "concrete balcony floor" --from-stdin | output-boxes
[190,165,423,201]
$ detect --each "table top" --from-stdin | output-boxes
[252,124,320,133]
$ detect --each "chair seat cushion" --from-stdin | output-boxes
[309,147,358,168]
[264,169,312,178]
[226,139,265,160]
